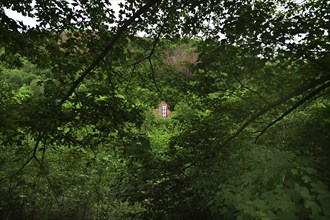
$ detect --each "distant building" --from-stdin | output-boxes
[153,101,172,118]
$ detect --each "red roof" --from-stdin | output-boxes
[160,101,168,106]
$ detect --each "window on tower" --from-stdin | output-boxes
[162,105,167,118]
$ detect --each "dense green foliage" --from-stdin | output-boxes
[1,0,329,219]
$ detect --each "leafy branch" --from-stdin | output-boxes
[254,80,330,142]
[220,74,330,147]
[180,74,330,172]
[58,0,162,107]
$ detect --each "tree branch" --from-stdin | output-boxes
[175,75,330,175]
[234,75,270,105]
[232,92,263,108]
[220,74,330,147]
[0,137,40,182]
[128,7,171,67]
[58,0,162,107]
[148,57,164,98]
[254,81,330,142]
[34,156,59,195]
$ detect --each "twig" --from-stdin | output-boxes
[102,60,116,94]
[148,57,164,98]
[127,8,170,67]
[234,75,270,105]
[34,155,59,195]
[0,137,40,182]
[232,92,263,108]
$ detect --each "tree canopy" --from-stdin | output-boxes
[0,0,329,219]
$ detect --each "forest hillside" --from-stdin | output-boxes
[1,0,329,219]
